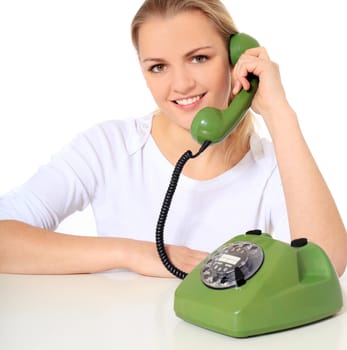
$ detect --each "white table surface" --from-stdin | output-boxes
[1,270,346,350]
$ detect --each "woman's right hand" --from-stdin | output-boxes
[126,239,208,278]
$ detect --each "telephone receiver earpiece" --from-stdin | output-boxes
[190,33,260,145]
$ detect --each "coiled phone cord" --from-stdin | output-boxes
[155,140,211,279]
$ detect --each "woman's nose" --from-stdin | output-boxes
[171,65,196,94]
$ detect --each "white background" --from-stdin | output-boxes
[0,0,346,235]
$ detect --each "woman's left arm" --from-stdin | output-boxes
[232,47,347,276]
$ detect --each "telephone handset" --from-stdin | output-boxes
[191,32,259,144]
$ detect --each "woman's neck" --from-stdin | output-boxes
[150,112,249,180]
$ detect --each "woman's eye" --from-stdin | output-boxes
[192,55,208,64]
[150,64,166,73]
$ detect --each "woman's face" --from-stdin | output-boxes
[137,10,232,131]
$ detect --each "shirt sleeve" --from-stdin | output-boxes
[0,127,103,230]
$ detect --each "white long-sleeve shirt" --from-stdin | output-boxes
[0,114,290,251]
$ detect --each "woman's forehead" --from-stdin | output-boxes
[137,11,222,57]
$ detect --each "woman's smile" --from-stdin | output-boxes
[172,93,206,110]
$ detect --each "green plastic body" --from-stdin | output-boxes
[190,33,260,145]
[174,233,343,338]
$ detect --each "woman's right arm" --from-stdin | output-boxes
[0,220,207,277]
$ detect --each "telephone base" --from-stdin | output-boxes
[174,232,343,338]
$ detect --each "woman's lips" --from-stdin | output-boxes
[173,93,206,110]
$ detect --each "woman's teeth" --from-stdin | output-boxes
[175,95,202,106]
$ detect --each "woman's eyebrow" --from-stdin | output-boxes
[142,57,164,64]
[141,46,213,63]
[184,46,213,57]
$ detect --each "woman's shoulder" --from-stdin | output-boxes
[90,113,153,139]
[77,113,154,155]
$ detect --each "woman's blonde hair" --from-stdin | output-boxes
[131,0,255,158]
